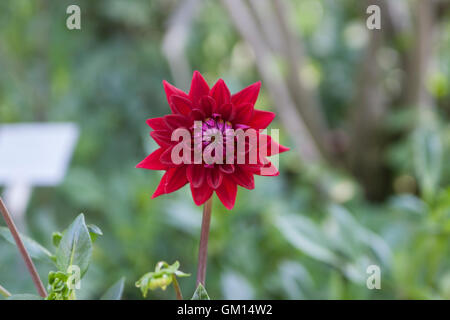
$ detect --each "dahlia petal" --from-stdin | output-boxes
[233,103,254,124]
[189,71,210,105]
[146,117,167,130]
[136,148,167,170]
[165,166,188,193]
[190,108,206,121]
[187,164,206,188]
[240,163,262,174]
[231,81,261,106]
[163,114,191,130]
[160,147,180,167]
[199,96,216,117]
[259,134,290,156]
[151,130,172,147]
[215,176,237,210]
[163,80,189,113]
[206,168,223,189]
[170,95,193,116]
[231,167,255,190]
[190,183,214,206]
[257,159,279,176]
[234,124,250,130]
[249,110,276,129]
[219,164,235,174]
[210,79,231,109]
[152,171,169,199]
[218,103,234,121]
[236,141,251,156]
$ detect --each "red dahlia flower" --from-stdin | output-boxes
[137,71,289,210]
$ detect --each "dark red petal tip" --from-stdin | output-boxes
[215,176,237,210]
[189,71,210,105]
[233,103,254,124]
[190,183,214,206]
[136,148,167,170]
[210,79,231,109]
[249,110,276,129]
[206,169,223,189]
[170,95,193,115]
[163,80,189,112]
[146,117,167,130]
[231,81,261,107]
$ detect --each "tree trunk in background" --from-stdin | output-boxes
[223,0,440,201]
[347,19,389,201]
[222,0,323,163]
[162,0,201,91]
[248,0,330,159]
[271,0,330,158]
[347,0,438,201]
[406,0,435,110]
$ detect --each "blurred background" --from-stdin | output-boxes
[0,0,450,299]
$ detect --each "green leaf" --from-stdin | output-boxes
[52,232,63,247]
[165,261,190,277]
[191,284,210,300]
[0,227,54,264]
[101,277,125,300]
[135,260,190,298]
[55,214,93,276]
[175,270,190,277]
[8,294,43,300]
[275,214,339,266]
[87,224,103,243]
[136,272,172,298]
[328,205,392,266]
[413,126,443,199]
[389,194,427,216]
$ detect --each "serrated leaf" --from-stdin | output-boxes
[101,277,125,300]
[8,294,43,300]
[0,227,54,265]
[191,284,210,300]
[55,214,92,276]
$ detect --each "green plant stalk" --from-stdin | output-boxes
[0,284,11,298]
[0,197,47,298]
[172,275,183,300]
[196,197,213,287]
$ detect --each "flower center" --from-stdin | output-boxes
[201,117,232,147]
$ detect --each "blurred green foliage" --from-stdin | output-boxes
[0,0,450,300]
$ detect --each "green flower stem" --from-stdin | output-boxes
[196,197,213,287]
[0,284,11,298]
[0,197,47,298]
[172,275,183,300]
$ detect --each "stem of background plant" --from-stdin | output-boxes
[0,284,11,298]
[196,197,213,287]
[172,275,183,300]
[0,197,47,298]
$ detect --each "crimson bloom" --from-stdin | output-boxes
[137,71,289,210]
